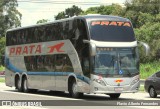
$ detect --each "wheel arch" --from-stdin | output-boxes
[67,74,77,91]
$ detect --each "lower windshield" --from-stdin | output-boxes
[94,47,139,77]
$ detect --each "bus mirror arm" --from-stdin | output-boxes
[138,41,150,56]
[83,40,96,56]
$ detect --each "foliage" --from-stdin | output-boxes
[124,0,160,28]
[55,5,83,20]
[140,61,160,79]
[0,37,5,57]
[36,19,49,24]
[0,0,21,37]
[0,0,21,65]
[135,22,160,62]
[82,4,124,16]
[0,78,5,83]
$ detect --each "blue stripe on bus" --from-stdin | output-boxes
[6,57,24,73]
[6,58,90,84]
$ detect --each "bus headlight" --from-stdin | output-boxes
[93,79,106,86]
[131,78,139,85]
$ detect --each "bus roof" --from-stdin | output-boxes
[7,15,130,32]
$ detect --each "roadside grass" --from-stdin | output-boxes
[0,66,5,71]
[139,85,145,92]
[0,78,5,83]
[140,61,160,79]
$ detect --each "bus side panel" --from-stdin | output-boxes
[27,75,42,89]
[42,75,55,90]
[55,75,67,91]
[5,69,15,87]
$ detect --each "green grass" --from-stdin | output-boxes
[140,61,160,79]
[0,66,5,71]
[0,78,5,83]
[139,85,145,92]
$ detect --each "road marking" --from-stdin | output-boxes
[0,90,79,100]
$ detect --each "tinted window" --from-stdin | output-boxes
[90,21,135,42]
[24,54,73,72]
[6,20,74,46]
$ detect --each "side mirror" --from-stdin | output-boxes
[138,41,150,56]
[83,40,96,56]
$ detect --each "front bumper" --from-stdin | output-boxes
[90,81,140,94]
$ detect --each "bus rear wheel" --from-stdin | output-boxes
[22,77,30,93]
[16,77,22,92]
[69,80,83,98]
[108,93,121,99]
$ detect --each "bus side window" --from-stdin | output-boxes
[55,55,64,72]
[46,27,51,41]
[23,30,27,44]
[52,24,57,41]
[6,32,10,46]
[12,32,16,45]
[62,55,74,72]
[68,20,73,39]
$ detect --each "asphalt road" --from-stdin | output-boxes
[0,83,159,109]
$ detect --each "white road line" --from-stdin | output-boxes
[0,90,78,100]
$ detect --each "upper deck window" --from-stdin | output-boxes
[90,20,136,42]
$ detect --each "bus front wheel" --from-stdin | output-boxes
[69,80,83,98]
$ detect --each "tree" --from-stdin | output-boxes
[82,4,124,16]
[0,0,21,37]
[55,5,83,20]
[36,19,49,24]
[125,0,160,15]
[135,22,160,62]
[0,0,21,66]
[124,0,160,28]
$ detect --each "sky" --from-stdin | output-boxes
[17,0,126,27]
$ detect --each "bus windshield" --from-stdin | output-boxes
[94,47,139,77]
[90,20,135,42]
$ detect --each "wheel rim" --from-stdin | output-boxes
[150,88,155,97]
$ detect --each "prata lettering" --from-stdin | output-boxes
[9,44,41,56]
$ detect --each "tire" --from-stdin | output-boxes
[22,77,30,93]
[69,80,83,98]
[108,93,121,99]
[149,87,157,98]
[17,77,22,92]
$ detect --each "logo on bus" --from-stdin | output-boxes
[48,42,64,53]
[115,79,123,83]
[9,42,65,56]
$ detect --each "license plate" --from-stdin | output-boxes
[114,87,123,92]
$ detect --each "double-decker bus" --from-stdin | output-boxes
[5,15,149,98]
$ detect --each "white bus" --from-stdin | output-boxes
[5,15,149,98]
